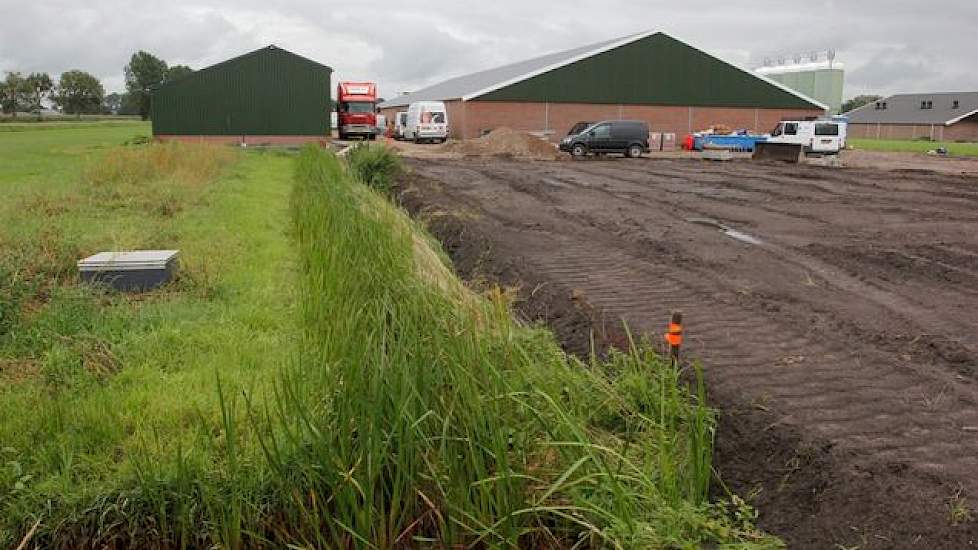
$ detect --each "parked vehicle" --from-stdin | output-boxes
[375,113,387,137]
[404,101,448,143]
[566,121,595,137]
[336,82,378,140]
[559,120,650,158]
[394,111,408,139]
[766,119,846,154]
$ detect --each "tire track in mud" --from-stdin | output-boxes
[509,234,978,478]
[563,160,978,223]
[481,161,978,355]
[400,157,978,547]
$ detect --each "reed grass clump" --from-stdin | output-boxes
[83,141,235,188]
[267,145,776,547]
[346,142,401,194]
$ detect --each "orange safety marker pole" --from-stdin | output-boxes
[664,311,683,364]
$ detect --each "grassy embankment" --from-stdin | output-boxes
[849,137,978,157]
[1,125,779,547]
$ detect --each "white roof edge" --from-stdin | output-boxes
[461,30,658,101]
[945,108,978,126]
[665,31,829,111]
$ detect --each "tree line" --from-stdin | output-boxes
[0,51,192,119]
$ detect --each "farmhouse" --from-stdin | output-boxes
[152,45,332,145]
[845,92,978,142]
[379,31,826,141]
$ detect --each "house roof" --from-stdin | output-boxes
[844,92,978,126]
[379,31,825,110]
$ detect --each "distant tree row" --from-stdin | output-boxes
[1,71,103,117]
[0,51,193,119]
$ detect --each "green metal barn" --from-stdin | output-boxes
[379,31,827,142]
[151,45,332,144]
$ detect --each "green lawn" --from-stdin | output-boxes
[0,124,299,545]
[0,119,148,133]
[849,137,978,157]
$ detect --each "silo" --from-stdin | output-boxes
[756,53,844,114]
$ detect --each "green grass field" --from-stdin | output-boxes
[0,123,300,545]
[0,119,148,133]
[849,137,978,157]
[0,125,779,547]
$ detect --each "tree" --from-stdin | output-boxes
[53,70,105,115]
[841,94,882,114]
[103,92,123,114]
[0,72,30,117]
[118,93,141,116]
[166,64,193,82]
[25,72,53,117]
[125,51,167,120]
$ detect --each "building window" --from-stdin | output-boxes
[953,100,960,109]
[882,102,887,110]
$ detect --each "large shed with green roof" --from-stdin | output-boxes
[379,31,826,141]
[152,45,332,145]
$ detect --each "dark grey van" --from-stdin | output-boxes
[559,120,650,158]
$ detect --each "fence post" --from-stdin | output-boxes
[665,311,683,364]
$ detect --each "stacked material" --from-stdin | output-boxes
[78,250,180,291]
[662,133,677,151]
[441,128,559,160]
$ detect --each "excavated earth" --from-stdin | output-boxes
[395,156,978,549]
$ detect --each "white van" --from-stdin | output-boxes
[405,101,448,143]
[767,120,846,154]
[394,111,408,140]
[375,114,387,137]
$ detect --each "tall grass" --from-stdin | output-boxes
[84,141,235,187]
[346,142,402,194]
[1,140,778,548]
[259,145,776,547]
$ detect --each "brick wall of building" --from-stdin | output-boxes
[384,101,824,142]
[847,120,978,142]
[156,135,329,146]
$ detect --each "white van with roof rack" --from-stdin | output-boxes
[767,119,847,154]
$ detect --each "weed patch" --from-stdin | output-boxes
[346,142,401,194]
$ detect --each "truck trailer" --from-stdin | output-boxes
[336,81,378,140]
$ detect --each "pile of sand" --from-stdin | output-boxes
[441,127,559,160]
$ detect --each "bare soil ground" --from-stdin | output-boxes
[396,156,978,548]
[389,137,978,176]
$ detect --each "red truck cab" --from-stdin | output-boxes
[336,81,378,140]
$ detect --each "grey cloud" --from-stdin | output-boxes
[1,1,975,100]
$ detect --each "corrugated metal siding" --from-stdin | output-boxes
[152,46,331,136]
[477,34,817,109]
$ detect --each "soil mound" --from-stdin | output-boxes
[441,127,559,160]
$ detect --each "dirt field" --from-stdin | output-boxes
[396,156,978,548]
[387,137,978,176]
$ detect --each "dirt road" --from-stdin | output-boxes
[398,156,978,548]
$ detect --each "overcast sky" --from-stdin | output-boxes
[1,1,975,100]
